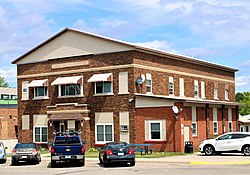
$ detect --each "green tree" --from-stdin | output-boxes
[0,76,9,87]
[236,92,250,116]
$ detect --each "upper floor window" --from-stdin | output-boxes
[214,88,218,99]
[60,84,81,96]
[51,76,83,97]
[88,73,113,95]
[194,80,199,97]
[95,82,112,94]
[225,89,229,100]
[179,78,184,97]
[169,76,174,95]
[34,87,48,97]
[146,73,152,93]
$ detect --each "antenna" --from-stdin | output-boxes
[141,74,145,82]
[172,106,179,114]
[136,78,144,84]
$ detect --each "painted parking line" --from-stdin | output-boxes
[190,160,250,165]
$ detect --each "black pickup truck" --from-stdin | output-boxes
[50,131,85,167]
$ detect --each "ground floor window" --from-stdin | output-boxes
[192,122,197,136]
[228,121,233,132]
[96,124,113,143]
[149,121,162,140]
[213,121,218,134]
[34,126,48,143]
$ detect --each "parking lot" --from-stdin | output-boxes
[1,154,250,175]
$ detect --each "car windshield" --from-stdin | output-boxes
[106,143,128,149]
[0,150,2,154]
[55,137,81,145]
[15,143,35,149]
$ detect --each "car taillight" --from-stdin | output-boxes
[32,149,38,154]
[12,149,17,155]
[128,149,134,154]
[106,150,113,155]
[51,147,55,155]
[82,146,85,154]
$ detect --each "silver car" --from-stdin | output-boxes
[0,141,7,163]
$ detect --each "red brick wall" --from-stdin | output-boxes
[0,108,18,139]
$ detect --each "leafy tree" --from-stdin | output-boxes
[236,92,250,116]
[0,76,9,87]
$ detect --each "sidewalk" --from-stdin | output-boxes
[41,153,250,165]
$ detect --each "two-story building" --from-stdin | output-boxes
[12,28,239,152]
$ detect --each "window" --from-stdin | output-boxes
[60,84,81,96]
[34,126,47,143]
[192,122,197,136]
[34,87,48,97]
[179,78,184,97]
[213,122,218,134]
[95,82,112,94]
[149,121,161,140]
[22,81,29,100]
[214,88,218,99]
[169,76,174,95]
[201,81,205,99]
[194,80,199,97]
[246,126,249,132]
[240,126,244,132]
[1,94,9,99]
[146,73,152,93]
[228,122,233,132]
[120,125,128,132]
[118,72,128,94]
[96,124,113,143]
[225,89,229,100]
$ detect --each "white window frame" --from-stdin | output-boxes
[94,81,113,95]
[213,121,218,134]
[149,121,162,141]
[58,84,83,97]
[95,123,114,144]
[34,87,48,99]
[225,89,229,100]
[201,81,205,99]
[21,81,29,100]
[214,88,218,99]
[194,80,199,97]
[169,76,174,96]
[146,73,152,93]
[33,126,48,143]
[192,122,197,136]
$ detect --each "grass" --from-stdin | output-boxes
[85,151,186,158]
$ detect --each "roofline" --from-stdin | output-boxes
[12,28,238,72]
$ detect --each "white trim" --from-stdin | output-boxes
[95,123,114,144]
[149,121,162,141]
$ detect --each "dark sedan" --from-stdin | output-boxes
[99,142,135,167]
[11,143,41,165]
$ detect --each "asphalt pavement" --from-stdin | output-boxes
[41,152,250,165]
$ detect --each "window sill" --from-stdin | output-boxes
[93,93,114,96]
[118,92,129,95]
[58,95,84,98]
[21,99,29,101]
[33,97,49,100]
[214,98,219,100]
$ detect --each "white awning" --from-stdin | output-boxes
[51,76,82,85]
[87,73,112,82]
[27,79,48,87]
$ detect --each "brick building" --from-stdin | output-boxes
[12,28,239,152]
[0,87,18,140]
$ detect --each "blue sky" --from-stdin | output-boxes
[0,0,250,92]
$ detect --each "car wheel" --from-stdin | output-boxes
[12,160,18,166]
[204,145,214,156]
[51,160,56,168]
[130,161,135,166]
[243,145,250,156]
[99,154,103,164]
[79,158,85,166]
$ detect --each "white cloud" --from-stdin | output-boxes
[236,76,250,86]
[134,40,177,53]
[98,18,128,28]
[0,66,17,87]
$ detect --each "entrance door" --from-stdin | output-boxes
[184,126,190,144]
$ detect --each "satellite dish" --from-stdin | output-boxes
[172,106,179,114]
[136,78,144,84]
[141,74,145,81]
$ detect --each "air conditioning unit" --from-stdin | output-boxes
[120,125,128,132]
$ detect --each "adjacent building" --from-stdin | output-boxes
[12,28,239,152]
[0,87,18,140]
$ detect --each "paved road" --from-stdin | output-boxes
[1,157,250,175]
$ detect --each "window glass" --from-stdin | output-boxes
[35,87,48,97]
[225,89,229,100]
[218,134,232,140]
[150,123,160,139]
[228,122,233,132]
[169,82,174,95]
[232,134,245,139]
[214,88,218,99]
[34,127,47,143]
[105,125,112,141]
[97,125,104,141]
[192,122,197,136]
[96,125,113,142]
[95,82,112,94]
[61,84,81,96]
[104,82,112,93]
[213,122,218,134]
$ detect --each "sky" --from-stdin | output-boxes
[0,0,250,92]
